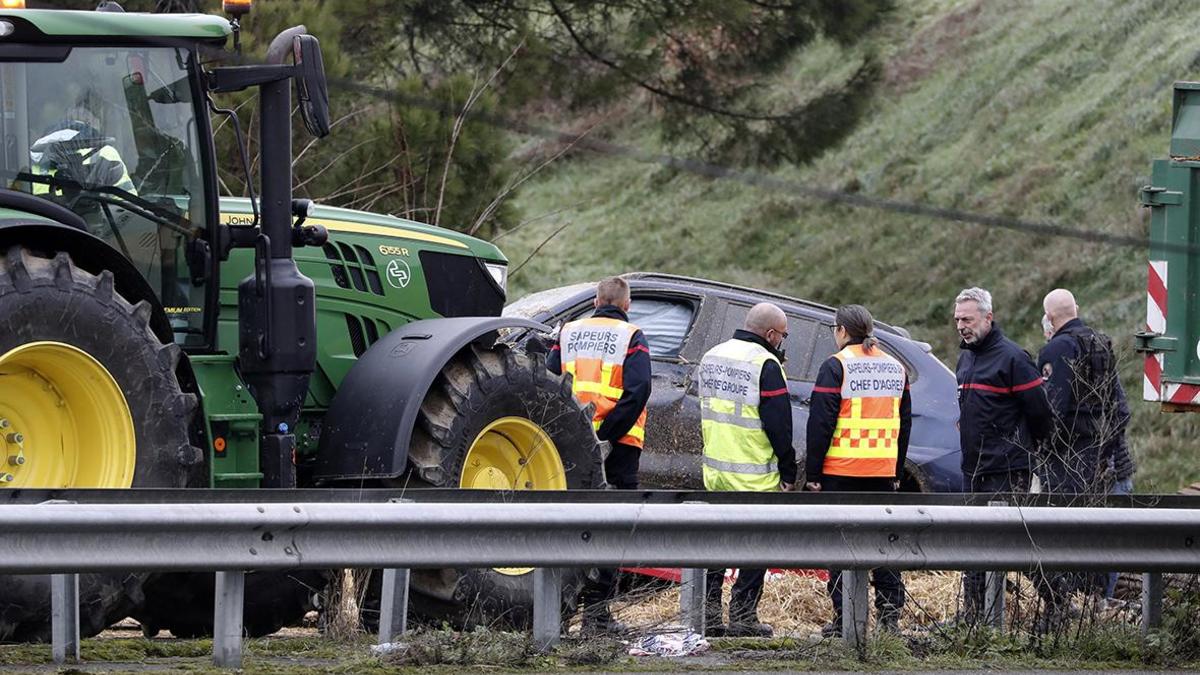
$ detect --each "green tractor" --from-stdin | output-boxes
[0,4,601,640]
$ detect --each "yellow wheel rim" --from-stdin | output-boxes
[461,416,565,576]
[0,341,135,488]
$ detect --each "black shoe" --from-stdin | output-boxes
[928,613,973,633]
[820,621,842,638]
[580,604,628,637]
[725,621,773,638]
[1033,602,1075,636]
[581,614,628,636]
[705,623,728,637]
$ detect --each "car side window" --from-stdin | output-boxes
[719,302,751,345]
[880,339,919,384]
[808,324,920,384]
[567,297,696,359]
[626,298,695,358]
[809,324,838,380]
[781,316,818,381]
[717,303,819,381]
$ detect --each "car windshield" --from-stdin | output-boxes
[0,46,210,345]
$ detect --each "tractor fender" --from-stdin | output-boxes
[312,316,551,482]
[0,220,174,344]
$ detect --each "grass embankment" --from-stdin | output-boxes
[501,0,1200,491]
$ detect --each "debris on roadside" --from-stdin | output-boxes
[628,628,709,657]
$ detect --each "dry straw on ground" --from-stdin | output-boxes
[603,569,1139,637]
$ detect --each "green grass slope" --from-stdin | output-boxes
[501,0,1200,491]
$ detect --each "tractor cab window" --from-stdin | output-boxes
[0,46,210,346]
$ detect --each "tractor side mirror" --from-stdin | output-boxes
[292,34,330,138]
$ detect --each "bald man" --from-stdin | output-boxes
[1038,289,1133,495]
[1037,289,1136,624]
[699,302,798,638]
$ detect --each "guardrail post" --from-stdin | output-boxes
[213,571,246,668]
[532,567,563,652]
[983,500,1007,631]
[679,568,706,635]
[984,570,1005,630]
[378,567,410,644]
[842,569,868,653]
[51,573,79,665]
[1141,572,1163,635]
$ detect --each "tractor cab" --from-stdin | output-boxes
[0,38,214,344]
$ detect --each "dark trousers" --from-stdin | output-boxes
[822,475,904,619]
[705,567,767,626]
[964,469,1030,619]
[604,441,641,490]
[581,442,642,615]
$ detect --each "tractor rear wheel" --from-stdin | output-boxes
[363,343,604,631]
[0,246,204,641]
[135,570,330,638]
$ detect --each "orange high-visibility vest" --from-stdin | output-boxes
[558,316,648,448]
[823,343,906,478]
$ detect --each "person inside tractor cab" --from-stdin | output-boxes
[29,100,137,203]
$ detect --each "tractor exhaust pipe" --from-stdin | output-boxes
[237,69,315,488]
[209,25,328,488]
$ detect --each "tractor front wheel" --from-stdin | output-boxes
[0,246,203,641]
[363,343,604,630]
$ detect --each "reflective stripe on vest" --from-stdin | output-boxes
[559,316,647,448]
[703,456,779,475]
[699,338,780,492]
[823,343,905,478]
[31,144,136,196]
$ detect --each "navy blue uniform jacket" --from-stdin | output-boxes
[955,324,1053,480]
[1037,317,1135,486]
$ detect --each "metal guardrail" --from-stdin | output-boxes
[5,487,1199,507]
[4,499,1198,667]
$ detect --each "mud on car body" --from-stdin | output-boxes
[505,273,963,492]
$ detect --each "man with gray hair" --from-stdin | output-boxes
[953,287,1053,622]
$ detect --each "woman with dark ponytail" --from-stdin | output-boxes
[837,304,879,352]
[805,304,911,636]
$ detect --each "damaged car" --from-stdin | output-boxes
[505,273,963,492]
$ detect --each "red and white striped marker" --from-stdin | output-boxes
[1146,259,1200,404]
[1145,260,1166,401]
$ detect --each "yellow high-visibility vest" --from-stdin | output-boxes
[558,316,647,448]
[30,131,136,197]
[822,343,905,478]
[699,338,781,492]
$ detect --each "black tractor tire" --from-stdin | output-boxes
[135,570,330,639]
[362,343,604,631]
[0,246,204,642]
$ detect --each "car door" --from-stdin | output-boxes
[624,293,704,487]
[799,319,840,477]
